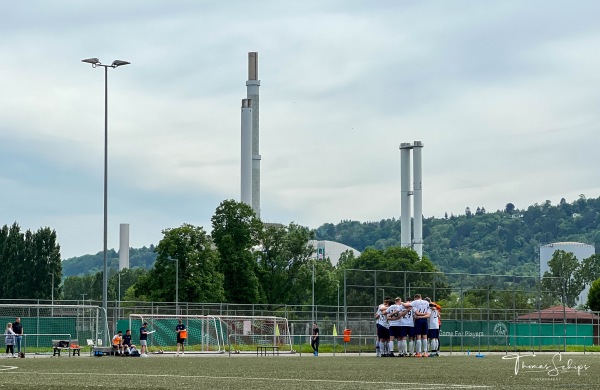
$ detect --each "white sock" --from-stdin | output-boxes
[409,340,414,353]
[401,340,407,354]
[416,340,421,353]
[388,341,394,353]
[422,339,428,353]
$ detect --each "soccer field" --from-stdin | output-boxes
[0,353,598,389]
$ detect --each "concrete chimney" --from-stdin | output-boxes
[412,141,423,257]
[241,99,253,206]
[399,143,412,249]
[246,52,261,218]
[119,223,129,270]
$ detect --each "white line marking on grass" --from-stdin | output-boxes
[0,365,18,371]
[6,371,491,388]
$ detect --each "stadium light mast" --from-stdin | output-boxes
[167,256,179,315]
[81,57,130,318]
[312,260,315,324]
[48,272,54,316]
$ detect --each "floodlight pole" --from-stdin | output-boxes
[48,272,54,316]
[82,58,130,319]
[312,261,315,325]
[169,257,179,315]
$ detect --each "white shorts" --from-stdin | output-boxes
[140,340,147,346]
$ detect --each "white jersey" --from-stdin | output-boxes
[376,307,390,328]
[429,309,440,330]
[411,299,430,316]
[399,303,414,327]
[387,304,403,327]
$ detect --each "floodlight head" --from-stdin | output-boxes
[82,58,101,66]
[111,60,130,68]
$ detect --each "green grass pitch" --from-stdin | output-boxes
[1,353,599,389]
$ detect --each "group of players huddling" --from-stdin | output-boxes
[375,294,441,357]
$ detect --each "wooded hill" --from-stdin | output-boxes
[314,195,600,276]
[62,195,600,278]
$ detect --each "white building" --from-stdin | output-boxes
[539,242,595,306]
[309,240,361,267]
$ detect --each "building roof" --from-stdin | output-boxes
[541,242,594,247]
[517,305,600,321]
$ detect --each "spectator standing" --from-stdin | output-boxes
[12,317,23,355]
[5,323,16,358]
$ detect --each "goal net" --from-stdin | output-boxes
[128,314,292,353]
[0,304,109,351]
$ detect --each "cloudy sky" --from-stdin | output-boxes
[1,1,599,259]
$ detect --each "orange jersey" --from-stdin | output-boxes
[112,335,122,346]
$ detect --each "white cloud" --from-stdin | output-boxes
[1,1,600,258]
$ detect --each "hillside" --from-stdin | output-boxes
[62,196,600,277]
[61,246,157,277]
[314,195,600,275]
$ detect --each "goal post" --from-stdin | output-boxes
[0,304,109,351]
[129,314,225,353]
[128,314,292,353]
[219,315,292,352]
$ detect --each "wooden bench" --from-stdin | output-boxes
[256,345,279,356]
[52,340,81,357]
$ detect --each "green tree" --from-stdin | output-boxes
[108,267,148,301]
[257,223,314,305]
[211,200,262,303]
[541,250,584,307]
[576,254,600,286]
[62,273,98,301]
[135,224,224,303]
[587,278,600,312]
[32,227,62,300]
[338,246,446,306]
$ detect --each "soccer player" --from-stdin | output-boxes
[176,319,186,356]
[139,322,149,356]
[311,323,320,356]
[112,330,124,355]
[375,297,392,357]
[428,302,441,357]
[398,297,414,356]
[403,294,430,357]
[386,297,406,357]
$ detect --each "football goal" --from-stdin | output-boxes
[0,304,109,351]
[128,314,292,353]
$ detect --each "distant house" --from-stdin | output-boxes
[308,240,361,266]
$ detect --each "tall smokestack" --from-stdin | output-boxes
[412,141,423,257]
[400,143,412,249]
[119,223,129,270]
[246,52,261,218]
[241,99,253,206]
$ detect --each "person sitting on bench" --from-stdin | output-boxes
[112,330,124,355]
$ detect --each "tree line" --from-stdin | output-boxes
[315,195,600,276]
[0,223,61,300]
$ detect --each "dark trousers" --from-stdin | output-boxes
[311,337,319,352]
[6,345,14,354]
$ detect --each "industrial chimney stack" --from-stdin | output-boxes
[246,52,261,218]
[399,141,424,257]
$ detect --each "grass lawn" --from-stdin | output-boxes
[0,352,598,389]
